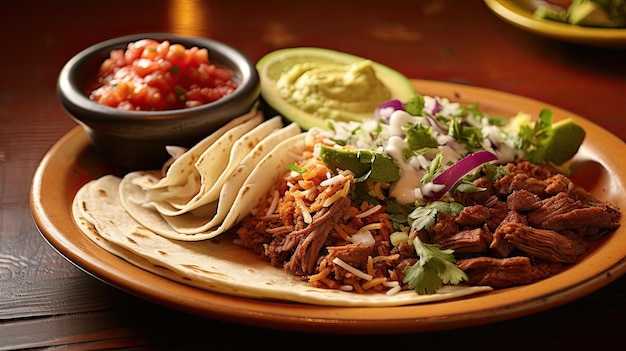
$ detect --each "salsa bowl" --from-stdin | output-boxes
[57,32,260,170]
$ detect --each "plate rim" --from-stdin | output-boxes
[30,79,626,334]
[484,0,626,46]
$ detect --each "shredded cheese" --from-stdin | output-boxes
[321,181,351,207]
[366,256,374,276]
[295,197,312,224]
[359,223,382,232]
[320,173,345,187]
[309,266,332,283]
[361,277,387,290]
[340,285,354,292]
[384,281,402,295]
[356,204,382,218]
[319,277,341,289]
[372,254,400,264]
[265,190,280,216]
[332,257,373,281]
[334,224,351,241]
[350,281,365,294]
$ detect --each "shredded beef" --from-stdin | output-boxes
[507,189,541,212]
[526,192,580,227]
[455,205,491,227]
[456,256,534,288]
[326,244,375,280]
[495,172,548,196]
[490,211,526,258]
[537,206,620,236]
[484,197,509,232]
[501,222,588,263]
[454,177,496,205]
[394,257,418,283]
[442,160,621,289]
[283,196,351,276]
[436,228,490,256]
[391,242,417,258]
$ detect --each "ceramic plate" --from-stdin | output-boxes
[31,80,626,334]
[484,0,626,46]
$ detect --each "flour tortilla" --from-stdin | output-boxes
[118,122,302,240]
[133,106,261,191]
[132,116,281,218]
[133,111,265,213]
[72,174,492,307]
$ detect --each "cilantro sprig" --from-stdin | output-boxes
[517,108,553,164]
[402,123,439,161]
[403,236,468,295]
[401,201,467,294]
[407,201,463,231]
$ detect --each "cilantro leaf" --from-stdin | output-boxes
[420,151,444,184]
[407,205,439,231]
[402,236,468,295]
[407,200,463,231]
[449,118,483,152]
[404,94,426,115]
[286,163,307,174]
[518,108,554,164]
[482,163,510,181]
[403,123,439,161]
[454,181,487,194]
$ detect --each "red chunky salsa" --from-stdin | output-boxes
[88,39,238,110]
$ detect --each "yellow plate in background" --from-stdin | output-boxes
[484,0,626,46]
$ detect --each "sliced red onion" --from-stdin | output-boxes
[374,99,404,123]
[430,97,443,115]
[422,150,498,200]
[424,115,445,134]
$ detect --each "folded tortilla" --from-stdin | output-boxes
[119,121,302,240]
[132,106,262,192]
[132,111,265,214]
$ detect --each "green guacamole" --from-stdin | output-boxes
[275,60,392,122]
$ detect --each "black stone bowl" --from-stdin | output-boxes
[57,32,260,170]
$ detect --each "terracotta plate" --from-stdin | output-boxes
[31,79,626,334]
[484,0,626,47]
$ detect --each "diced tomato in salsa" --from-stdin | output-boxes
[88,39,238,110]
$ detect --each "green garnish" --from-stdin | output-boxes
[174,86,186,101]
[518,108,553,164]
[286,163,308,174]
[404,94,426,115]
[482,163,510,181]
[407,200,463,231]
[517,109,586,165]
[449,117,484,152]
[403,236,468,295]
[420,151,444,184]
[403,123,439,161]
[319,145,400,182]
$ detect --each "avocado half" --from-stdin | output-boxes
[256,47,416,130]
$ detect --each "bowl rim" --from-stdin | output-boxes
[57,32,260,122]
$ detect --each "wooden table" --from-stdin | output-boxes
[2,0,626,348]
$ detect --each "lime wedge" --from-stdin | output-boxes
[545,118,586,165]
